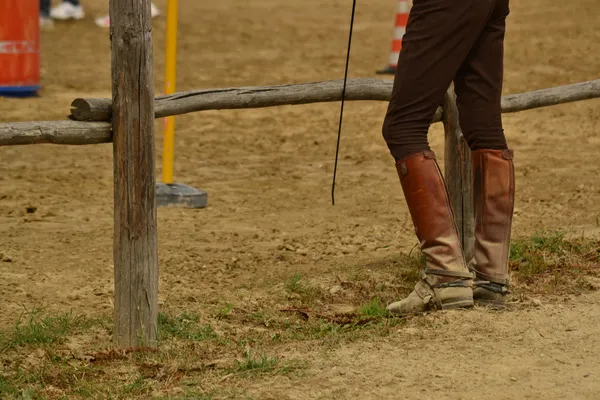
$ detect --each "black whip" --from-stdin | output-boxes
[331,0,357,206]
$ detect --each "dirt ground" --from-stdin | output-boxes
[1,0,600,398]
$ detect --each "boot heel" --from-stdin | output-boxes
[473,286,507,309]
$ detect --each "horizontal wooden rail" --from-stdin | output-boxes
[1,78,598,146]
[501,78,600,113]
[70,79,394,122]
[0,121,111,146]
[69,78,600,122]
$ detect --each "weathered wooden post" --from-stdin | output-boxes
[111,0,158,348]
[442,85,475,262]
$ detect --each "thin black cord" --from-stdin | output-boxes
[331,0,357,206]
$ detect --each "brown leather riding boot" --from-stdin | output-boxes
[386,151,474,315]
[470,149,515,309]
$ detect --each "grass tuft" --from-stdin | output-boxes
[227,349,306,379]
[158,313,218,341]
[359,297,388,318]
[122,375,151,396]
[216,304,233,320]
[231,350,279,374]
[0,307,95,353]
[0,374,19,397]
[284,273,322,305]
[510,231,599,284]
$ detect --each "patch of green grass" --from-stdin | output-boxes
[359,298,388,318]
[511,231,565,262]
[284,273,306,293]
[0,308,95,353]
[216,304,233,319]
[248,311,266,324]
[284,273,322,305]
[158,313,218,341]
[122,375,151,396]
[231,350,278,374]
[0,374,19,397]
[0,367,55,399]
[226,349,306,379]
[280,308,405,347]
[510,230,599,283]
[73,384,97,398]
[241,310,278,330]
[312,322,343,338]
[5,362,157,399]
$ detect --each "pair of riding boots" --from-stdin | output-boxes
[387,149,515,315]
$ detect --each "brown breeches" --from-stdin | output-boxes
[382,0,510,160]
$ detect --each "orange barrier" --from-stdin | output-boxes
[0,0,40,97]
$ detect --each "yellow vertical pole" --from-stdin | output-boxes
[162,0,178,184]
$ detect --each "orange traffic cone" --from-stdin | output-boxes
[376,0,410,75]
[0,0,40,97]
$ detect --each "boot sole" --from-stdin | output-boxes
[441,297,474,310]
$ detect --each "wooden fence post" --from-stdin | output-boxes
[111,0,158,348]
[442,85,475,262]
